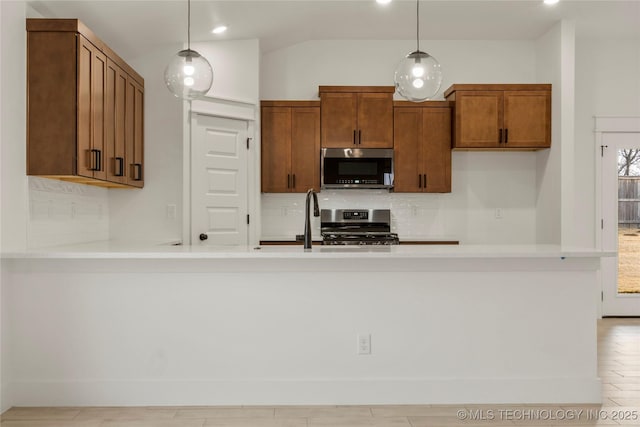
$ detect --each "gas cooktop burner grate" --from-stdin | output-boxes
[321,233,399,246]
[320,209,399,245]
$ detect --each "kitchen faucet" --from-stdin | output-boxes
[304,188,320,250]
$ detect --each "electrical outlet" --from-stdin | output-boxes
[495,208,503,219]
[357,334,371,355]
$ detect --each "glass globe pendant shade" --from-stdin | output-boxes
[394,50,442,102]
[164,49,213,100]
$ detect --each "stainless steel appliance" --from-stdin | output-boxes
[321,148,393,189]
[321,209,399,245]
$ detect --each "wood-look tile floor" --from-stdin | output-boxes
[2,318,639,427]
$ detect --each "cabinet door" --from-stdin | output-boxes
[126,77,144,187]
[393,108,423,192]
[423,108,452,193]
[78,36,107,179]
[503,91,551,148]
[105,59,127,184]
[261,107,292,192]
[454,91,502,149]
[357,92,393,148]
[290,107,320,192]
[320,93,358,147]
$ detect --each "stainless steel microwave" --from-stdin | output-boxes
[321,148,394,189]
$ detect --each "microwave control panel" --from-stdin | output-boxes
[335,179,379,185]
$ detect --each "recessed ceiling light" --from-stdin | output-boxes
[212,25,227,34]
[544,0,559,5]
[376,0,392,4]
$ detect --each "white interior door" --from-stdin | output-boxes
[191,114,249,246]
[601,132,640,316]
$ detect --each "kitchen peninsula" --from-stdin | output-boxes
[1,244,608,406]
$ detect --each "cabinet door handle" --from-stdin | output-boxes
[353,130,357,145]
[499,128,503,143]
[358,130,362,145]
[133,163,142,181]
[90,149,101,171]
[418,174,422,188]
[292,174,296,189]
[505,129,509,144]
[287,174,291,189]
[115,157,124,177]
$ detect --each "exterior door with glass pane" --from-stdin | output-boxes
[601,132,640,316]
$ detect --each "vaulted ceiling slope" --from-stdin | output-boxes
[28,0,640,61]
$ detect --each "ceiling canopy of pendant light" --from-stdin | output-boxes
[164,0,213,100]
[394,0,442,102]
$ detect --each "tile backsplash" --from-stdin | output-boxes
[261,152,539,244]
[28,177,109,248]
[261,190,456,241]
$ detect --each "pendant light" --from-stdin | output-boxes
[164,0,213,100]
[394,0,442,102]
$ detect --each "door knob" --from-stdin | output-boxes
[199,233,208,241]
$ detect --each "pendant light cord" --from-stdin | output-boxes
[416,0,420,52]
[187,0,191,50]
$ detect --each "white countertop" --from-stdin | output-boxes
[1,241,614,260]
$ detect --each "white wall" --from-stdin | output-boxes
[534,22,562,245]
[574,38,640,248]
[261,39,536,100]
[260,39,539,244]
[1,1,28,252]
[0,0,4,413]
[108,45,184,245]
[195,40,260,104]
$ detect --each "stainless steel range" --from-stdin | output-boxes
[321,209,399,245]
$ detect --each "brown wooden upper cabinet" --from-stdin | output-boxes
[27,19,144,188]
[261,101,320,193]
[393,102,452,193]
[444,84,551,150]
[319,86,394,148]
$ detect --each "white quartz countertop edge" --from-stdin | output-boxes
[1,242,615,260]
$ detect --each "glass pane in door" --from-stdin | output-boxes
[617,148,640,294]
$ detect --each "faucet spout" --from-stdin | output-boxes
[304,188,320,250]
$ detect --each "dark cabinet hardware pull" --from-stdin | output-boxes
[505,129,509,144]
[115,157,124,177]
[133,163,142,181]
[358,130,362,145]
[499,128,503,143]
[199,233,208,241]
[90,149,100,171]
[353,130,357,145]
[292,174,296,188]
[418,174,422,188]
[287,174,291,189]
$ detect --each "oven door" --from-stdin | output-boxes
[321,148,393,189]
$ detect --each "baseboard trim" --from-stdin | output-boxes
[9,378,602,406]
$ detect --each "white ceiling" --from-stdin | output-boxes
[28,0,640,61]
